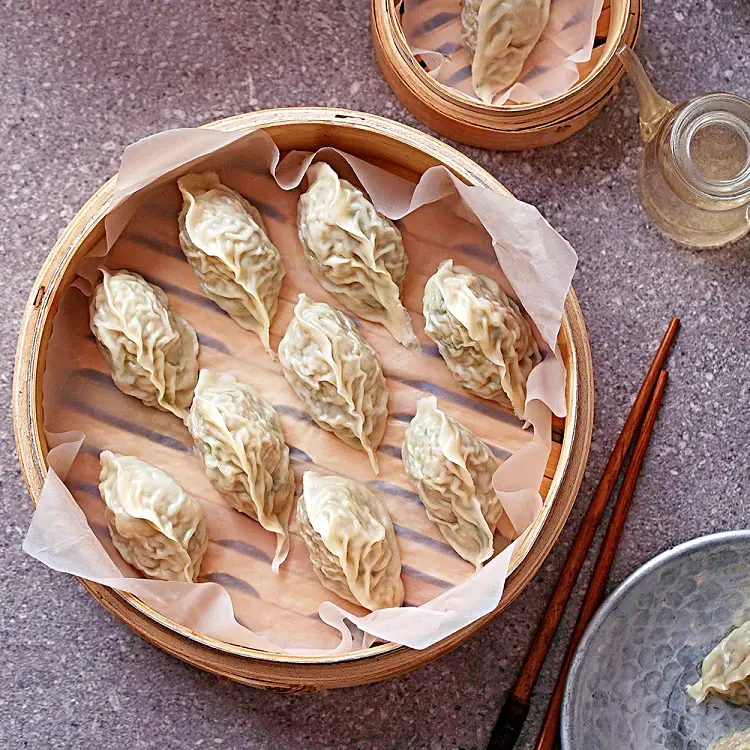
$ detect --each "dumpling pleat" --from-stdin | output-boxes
[89,268,200,420]
[423,259,541,419]
[461,0,551,104]
[187,369,295,573]
[297,163,419,350]
[98,450,208,582]
[279,294,389,474]
[297,471,404,610]
[402,396,501,568]
[178,172,284,357]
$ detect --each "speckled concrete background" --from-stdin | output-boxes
[2,1,748,748]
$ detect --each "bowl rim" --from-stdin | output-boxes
[561,529,750,748]
[14,106,594,677]
[374,0,640,114]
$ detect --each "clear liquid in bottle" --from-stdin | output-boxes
[619,47,750,248]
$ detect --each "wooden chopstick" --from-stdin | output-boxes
[487,318,679,750]
[534,369,669,749]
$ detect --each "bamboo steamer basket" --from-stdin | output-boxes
[13,107,593,692]
[371,0,642,150]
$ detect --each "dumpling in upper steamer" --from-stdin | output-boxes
[178,172,284,356]
[98,450,208,582]
[402,396,501,568]
[296,162,419,349]
[90,268,199,420]
[278,294,388,474]
[708,729,750,750]
[688,620,750,705]
[423,259,541,419]
[187,369,295,572]
[461,0,551,104]
[297,471,404,610]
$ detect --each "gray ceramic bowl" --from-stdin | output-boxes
[561,531,750,749]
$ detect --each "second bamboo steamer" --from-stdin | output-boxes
[371,0,642,150]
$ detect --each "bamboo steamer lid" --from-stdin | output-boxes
[14,108,593,690]
[371,0,642,150]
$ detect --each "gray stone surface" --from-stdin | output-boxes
[1,0,748,748]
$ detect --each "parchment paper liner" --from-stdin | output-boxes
[23,127,577,655]
[402,0,604,105]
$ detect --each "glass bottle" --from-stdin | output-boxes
[618,46,750,248]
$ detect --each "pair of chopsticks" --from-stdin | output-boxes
[488,318,680,750]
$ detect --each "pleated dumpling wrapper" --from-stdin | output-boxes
[402,396,501,568]
[278,294,389,474]
[688,620,750,706]
[90,268,199,420]
[186,369,295,572]
[178,172,285,356]
[461,0,551,104]
[99,451,208,582]
[296,162,419,349]
[297,471,404,610]
[708,729,750,750]
[423,259,541,419]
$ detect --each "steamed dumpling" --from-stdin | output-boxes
[688,620,750,705]
[708,729,750,750]
[178,172,284,356]
[297,471,404,610]
[297,162,419,349]
[90,268,199,420]
[278,294,388,474]
[402,396,501,568]
[99,450,207,582]
[461,0,551,104]
[423,259,541,419]
[187,369,295,572]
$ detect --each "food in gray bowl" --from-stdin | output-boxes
[562,531,750,750]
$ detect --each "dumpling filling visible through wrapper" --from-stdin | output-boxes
[278,294,389,474]
[25,125,578,655]
[462,0,551,105]
[178,172,284,356]
[297,162,419,350]
[402,395,502,568]
[297,471,404,611]
[99,450,208,582]
[423,259,541,419]
[187,369,295,573]
[89,268,199,421]
[400,0,603,106]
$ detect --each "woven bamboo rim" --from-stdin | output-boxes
[371,0,642,150]
[13,107,594,690]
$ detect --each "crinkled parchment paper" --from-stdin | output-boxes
[23,126,577,654]
[402,0,604,105]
